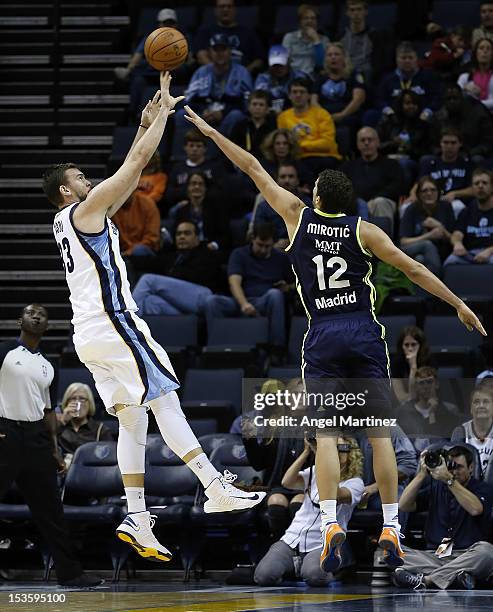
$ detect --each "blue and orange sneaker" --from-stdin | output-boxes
[378,525,405,567]
[320,522,346,572]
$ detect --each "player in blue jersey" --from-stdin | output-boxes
[184,104,487,572]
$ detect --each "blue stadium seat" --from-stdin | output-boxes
[287,316,309,365]
[424,316,483,351]
[432,1,481,28]
[443,265,493,303]
[189,418,218,437]
[197,433,242,456]
[379,315,416,352]
[182,368,244,414]
[57,366,99,405]
[142,314,198,348]
[437,366,464,379]
[207,317,268,346]
[230,218,248,247]
[267,366,302,380]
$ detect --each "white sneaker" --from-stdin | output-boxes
[116,511,172,562]
[203,470,266,513]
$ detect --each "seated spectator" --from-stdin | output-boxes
[341,127,403,235]
[58,383,114,469]
[251,163,312,249]
[458,38,493,112]
[445,168,493,265]
[112,190,160,257]
[281,4,329,79]
[392,326,433,404]
[254,45,309,114]
[278,77,341,183]
[204,224,293,349]
[420,25,470,78]
[396,445,493,590]
[400,176,455,275]
[431,83,493,161]
[137,151,167,206]
[132,221,224,315]
[339,0,392,85]
[168,172,229,250]
[230,90,277,159]
[398,367,461,453]
[254,436,364,587]
[472,1,493,46]
[173,33,252,158]
[409,127,475,218]
[165,129,225,206]
[259,128,302,180]
[451,384,493,480]
[313,42,366,130]
[193,0,264,73]
[376,41,441,123]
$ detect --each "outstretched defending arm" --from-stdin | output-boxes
[360,221,487,335]
[183,105,305,238]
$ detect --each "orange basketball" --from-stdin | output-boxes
[144,27,188,71]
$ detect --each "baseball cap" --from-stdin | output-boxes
[157,8,177,23]
[268,45,289,66]
[209,33,231,48]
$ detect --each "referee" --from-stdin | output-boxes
[0,304,102,588]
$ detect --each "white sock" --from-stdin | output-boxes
[125,487,146,514]
[187,453,221,488]
[320,499,337,529]
[382,503,400,529]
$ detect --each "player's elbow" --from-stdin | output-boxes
[403,259,428,281]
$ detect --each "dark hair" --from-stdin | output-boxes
[20,303,48,319]
[289,77,312,94]
[249,89,271,105]
[42,163,78,207]
[396,325,431,366]
[448,445,474,467]
[394,89,423,116]
[315,169,354,214]
[252,223,276,241]
[415,175,440,211]
[276,161,299,177]
[440,125,462,142]
[184,129,207,145]
[415,366,438,380]
[186,171,209,189]
[472,167,493,183]
[469,37,493,75]
[396,41,417,56]
[175,219,199,235]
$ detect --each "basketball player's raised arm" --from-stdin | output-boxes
[183,106,305,235]
[360,221,487,336]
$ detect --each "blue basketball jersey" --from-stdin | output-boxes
[286,208,375,323]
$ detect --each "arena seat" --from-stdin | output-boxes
[432,0,481,28]
[142,314,198,348]
[197,433,242,457]
[267,366,301,380]
[207,317,268,346]
[443,265,493,305]
[57,366,99,405]
[424,316,483,350]
[379,315,416,352]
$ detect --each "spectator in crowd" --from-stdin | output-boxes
[452,384,493,480]
[399,176,455,275]
[397,367,461,453]
[259,128,302,179]
[132,221,224,315]
[458,38,493,112]
[431,83,493,161]
[395,446,493,590]
[115,9,192,118]
[392,326,433,404]
[204,224,293,349]
[357,426,417,518]
[281,4,329,79]
[277,77,340,183]
[445,168,493,265]
[472,1,493,46]
[173,33,252,158]
[230,90,277,159]
[251,163,312,249]
[376,41,441,123]
[410,127,475,218]
[420,25,470,78]
[254,436,364,587]
[58,383,114,469]
[168,172,229,250]
[137,151,167,207]
[339,0,391,84]
[341,127,403,234]
[165,129,225,206]
[254,45,308,114]
[193,0,264,72]
[313,42,366,131]
[112,190,160,257]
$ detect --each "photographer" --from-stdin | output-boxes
[254,436,364,587]
[395,445,493,590]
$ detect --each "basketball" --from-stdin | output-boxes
[144,27,188,71]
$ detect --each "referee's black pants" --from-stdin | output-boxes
[0,417,82,583]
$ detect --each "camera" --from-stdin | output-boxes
[424,448,449,469]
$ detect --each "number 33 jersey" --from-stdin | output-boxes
[53,202,137,326]
[285,208,375,323]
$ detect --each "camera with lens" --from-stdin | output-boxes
[424,448,449,469]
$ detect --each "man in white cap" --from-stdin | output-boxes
[254,45,309,114]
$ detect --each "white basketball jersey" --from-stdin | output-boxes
[463,419,493,478]
[53,202,137,326]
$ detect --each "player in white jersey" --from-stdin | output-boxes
[42,72,265,563]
